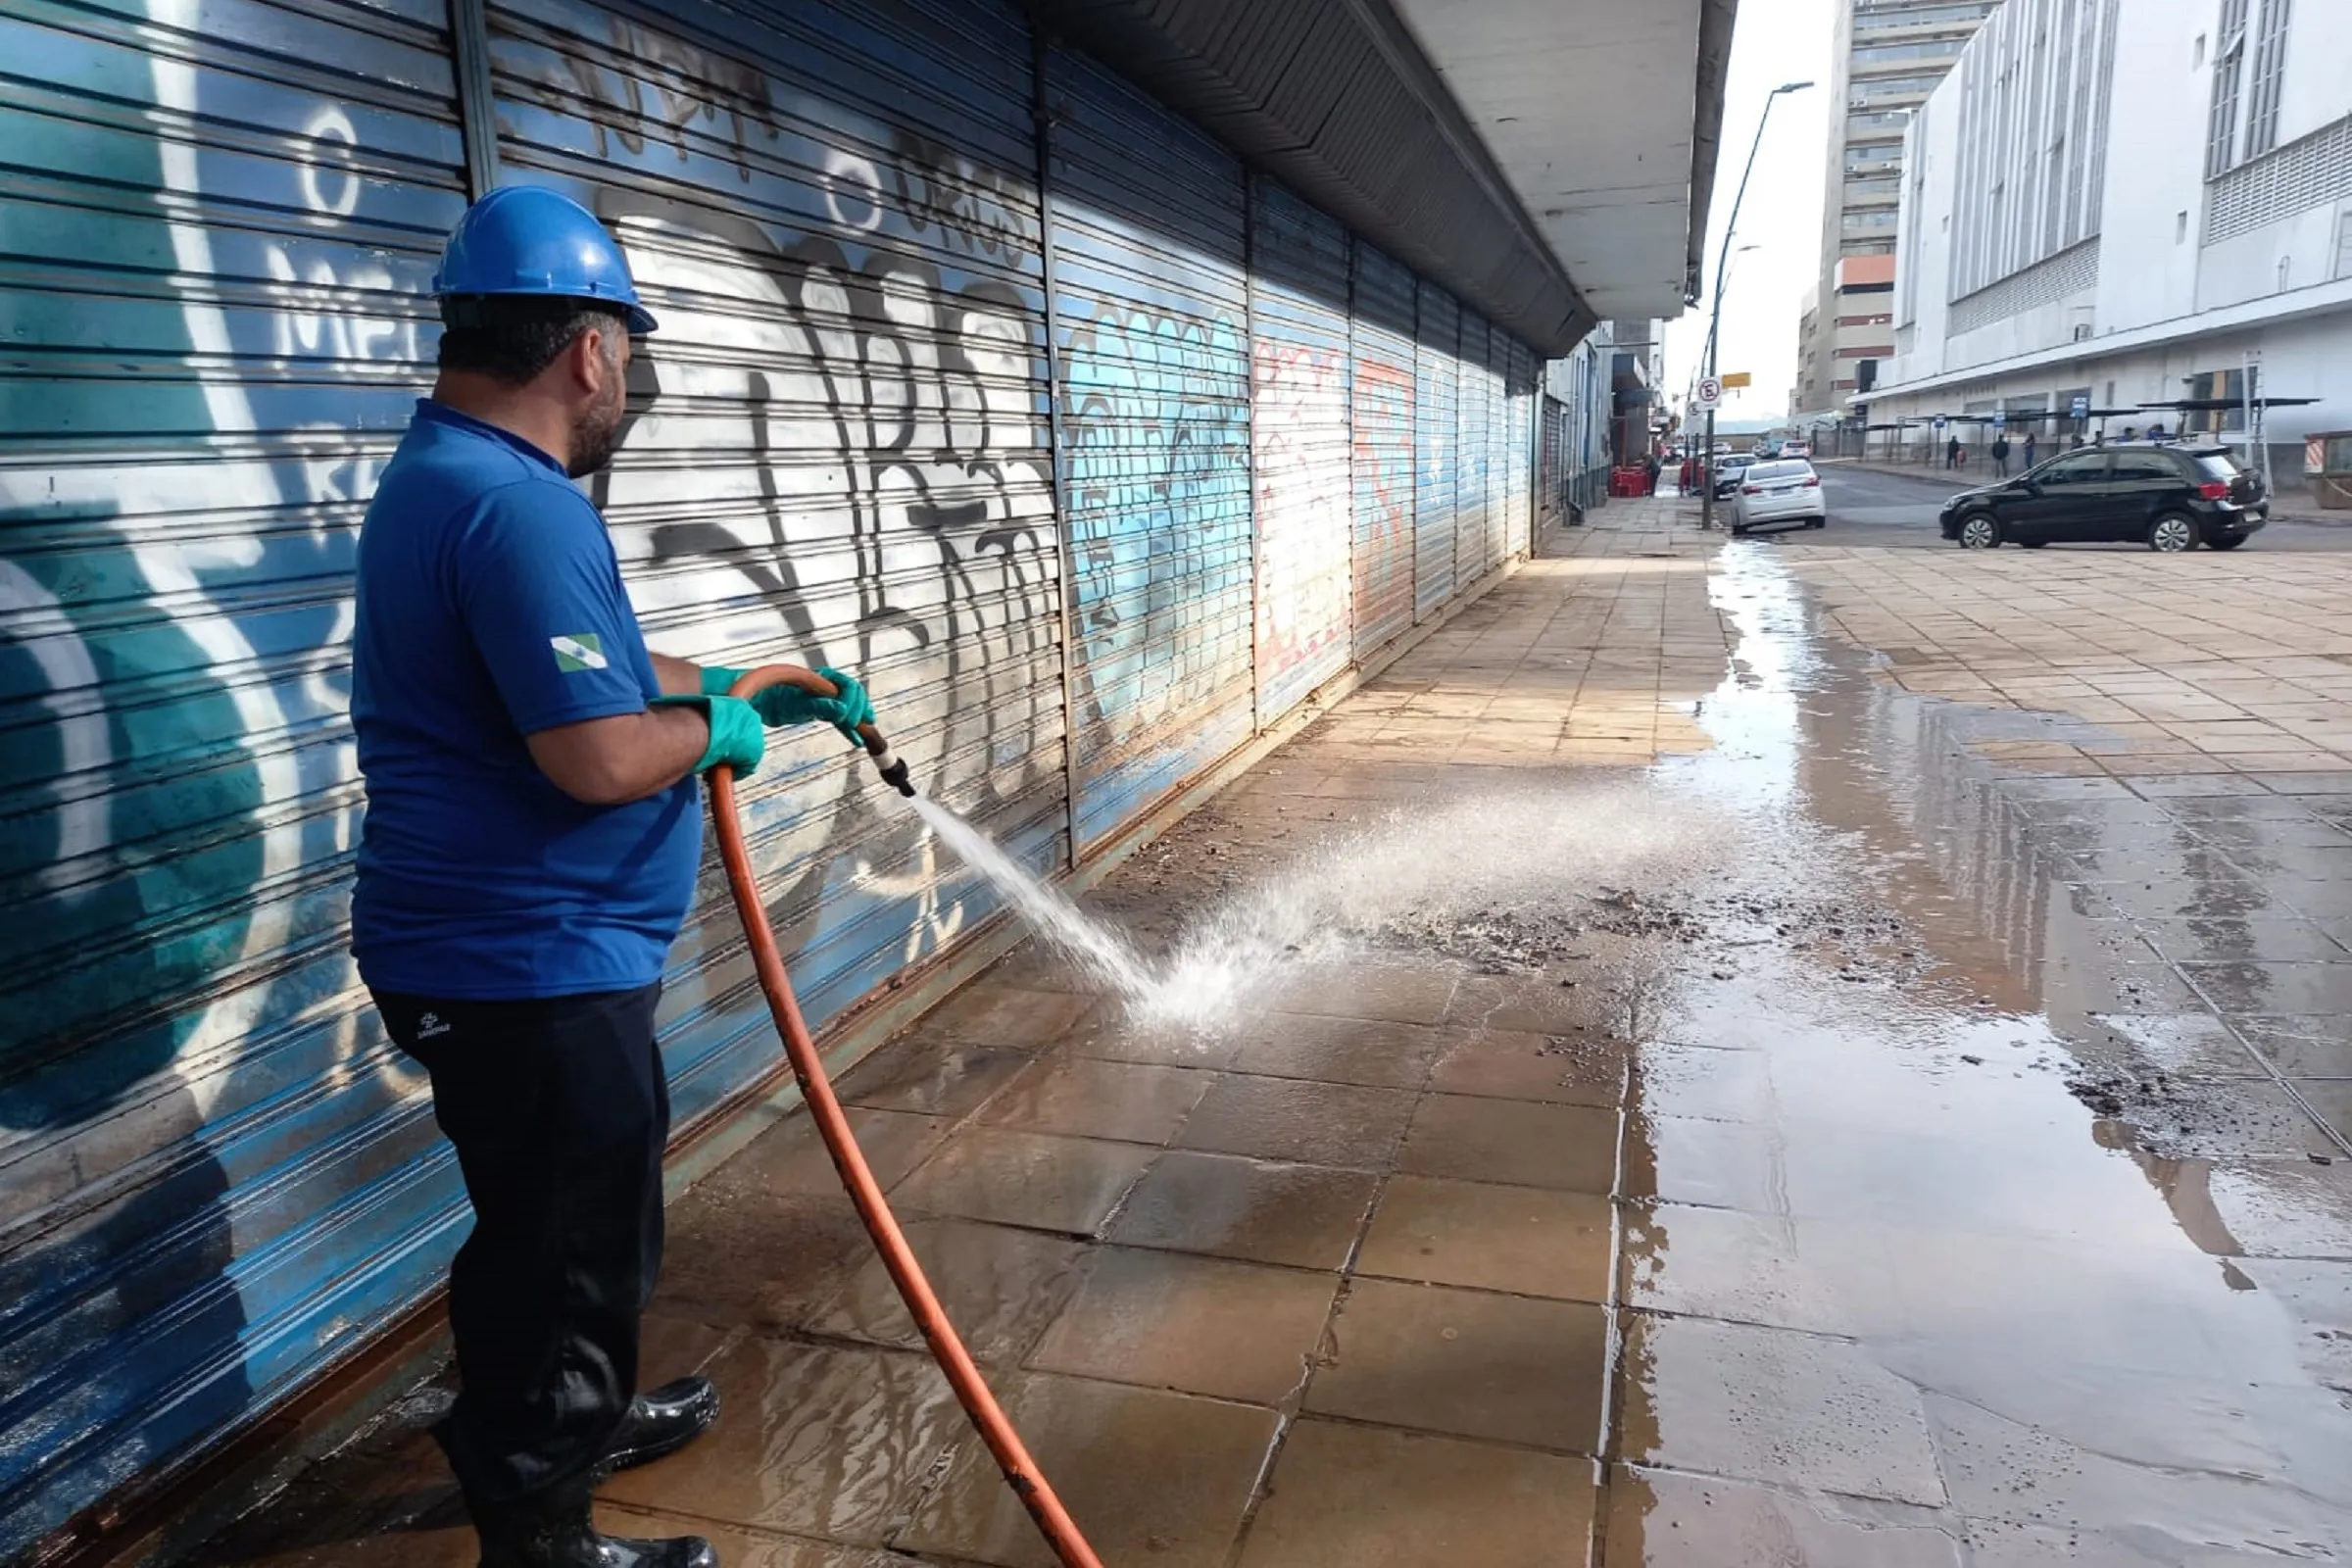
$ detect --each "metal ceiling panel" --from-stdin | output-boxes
[1020,0,1595,355]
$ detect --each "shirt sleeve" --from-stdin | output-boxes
[453,480,654,736]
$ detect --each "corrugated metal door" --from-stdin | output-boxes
[0,0,467,1548]
[1249,177,1351,725]
[1489,328,1515,564]
[1540,393,1566,524]
[485,0,1060,1106]
[1348,240,1415,661]
[1506,339,1534,556]
[1454,308,1490,587]
[1044,47,1254,853]
[1411,281,1458,620]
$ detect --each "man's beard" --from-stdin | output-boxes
[566,376,627,477]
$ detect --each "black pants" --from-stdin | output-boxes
[374,984,668,1507]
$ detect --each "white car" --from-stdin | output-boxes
[1782,439,1812,459]
[1731,459,1827,533]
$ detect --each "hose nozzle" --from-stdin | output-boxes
[869,746,917,799]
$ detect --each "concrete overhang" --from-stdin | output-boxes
[1022,0,1735,356]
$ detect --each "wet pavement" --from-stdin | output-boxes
[190,495,2352,1566]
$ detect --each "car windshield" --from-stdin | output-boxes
[2192,453,2244,479]
[1746,462,1812,482]
[1721,456,1754,469]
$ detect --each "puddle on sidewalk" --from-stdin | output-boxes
[1597,544,2352,1564]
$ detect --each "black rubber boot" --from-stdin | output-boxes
[596,1376,720,1478]
[473,1481,719,1568]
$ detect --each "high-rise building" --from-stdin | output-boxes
[1793,0,2004,422]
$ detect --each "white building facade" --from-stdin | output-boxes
[1868,0,2352,498]
[1794,0,2006,420]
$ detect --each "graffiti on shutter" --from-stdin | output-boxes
[0,0,466,1548]
[1250,179,1351,724]
[484,0,1060,1112]
[1045,49,1253,851]
[1455,309,1491,587]
[1349,241,1416,660]
[1412,280,1459,619]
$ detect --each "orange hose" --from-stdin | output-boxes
[708,667,1104,1568]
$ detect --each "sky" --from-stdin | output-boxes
[1660,0,1839,425]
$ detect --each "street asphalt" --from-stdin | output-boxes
[1686,461,2352,552]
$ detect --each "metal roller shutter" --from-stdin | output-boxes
[483,0,1061,1111]
[1249,177,1351,725]
[1044,47,1254,853]
[1505,337,1533,558]
[1411,280,1457,620]
[1455,308,1490,587]
[1348,239,1415,660]
[0,0,467,1547]
[1485,322,1508,569]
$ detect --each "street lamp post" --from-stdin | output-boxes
[1700,78,1813,532]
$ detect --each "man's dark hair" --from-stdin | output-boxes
[437,296,629,385]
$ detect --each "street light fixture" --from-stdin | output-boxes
[1701,78,1813,532]
[1686,246,1757,413]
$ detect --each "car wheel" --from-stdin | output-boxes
[1810,515,1828,529]
[2147,513,2199,553]
[1731,524,1748,536]
[1956,513,2000,549]
[2207,535,2247,551]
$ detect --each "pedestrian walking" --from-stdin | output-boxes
[350,187,880,1568]
[1946,435,1961,469]
[2023,432,2037,468]
[1990,433,2011,478]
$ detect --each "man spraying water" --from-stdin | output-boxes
[348,187,875,1568]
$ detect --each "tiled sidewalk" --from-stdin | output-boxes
[194,500,1734,1567]
[191,498,2352,1566]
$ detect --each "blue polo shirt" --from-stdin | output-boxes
[350,400,699,999]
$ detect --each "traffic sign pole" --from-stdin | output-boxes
[1692,376,1724,531]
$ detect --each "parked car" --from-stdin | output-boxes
[1939,442,2268,552]
[1781,439,1812,460]
[1712,452,1758,500]
[1731,459,1827,533]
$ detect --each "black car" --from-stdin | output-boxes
[1939,442,2268,551]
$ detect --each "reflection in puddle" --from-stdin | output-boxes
[1610,545,2352,1564]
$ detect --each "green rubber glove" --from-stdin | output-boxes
[700,663,831,727]
[811,666,875,745]
[654,694,764,777]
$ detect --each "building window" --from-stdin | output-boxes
[1854,2,1996,32]
[2184,368,2247,433]
[2336,209,2352,279]
[2246,0,2292,158]
[2207,0,2247,177]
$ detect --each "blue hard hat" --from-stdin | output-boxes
[431,185,658,333]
